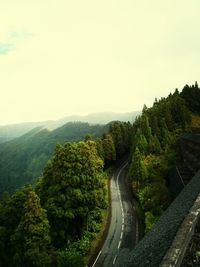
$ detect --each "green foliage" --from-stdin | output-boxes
[0,185,33,266]
[1,82,198,266]
[145,212,159,233]
[0,120,133,196]
[180,82,200,114]
[133,129,148,154]
[109,122,124,156]
[95,138,104,159]
[54,248,84,267]
[0,119,133,266]
[37,141,107,248]
[0,187,52,267]
[128,147,147,190]
[0,118,135,266]
[109,121,132,157]
[101,134,116,164]
[128,88,191,231]
[148,135,162,154]
[0,122,106,195]
[87,208,103,232]
[11,191,51,267]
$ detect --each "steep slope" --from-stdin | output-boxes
[0,122,50,143]
[0,111,140,143]
[0,122,106,195]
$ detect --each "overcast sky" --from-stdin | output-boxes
[1,1,200,125]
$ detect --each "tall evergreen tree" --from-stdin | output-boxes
[148,135,162,154]
[37,141,107,248]
[101,134,116,164]
[141,115,152,142]
[11,191,51,267]
[134,129,148,155]
[180,83,200,114]
[109,122,125,156]
[128,147,147,191]
[0,185,33,267]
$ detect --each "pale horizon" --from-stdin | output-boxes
[0,110,140,126]
[1,1,200,125]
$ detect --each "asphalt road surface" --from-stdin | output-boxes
[92,162,139,267]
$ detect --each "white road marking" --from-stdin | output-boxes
[113,255,118,265]
[120,231,123,239]
[115,162,128,253]
[92,250,102,267]
[118,240,122,249]
[93,162,134,266]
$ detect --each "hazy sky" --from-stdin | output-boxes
[1,1,200,125]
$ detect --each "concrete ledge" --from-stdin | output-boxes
[160,194,200,267]
[126,170,200,267]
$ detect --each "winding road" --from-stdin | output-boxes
[92,162,139,267]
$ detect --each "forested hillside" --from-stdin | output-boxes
[0,122,107,195]
[0,83,200,266]
[0,122,47,143]
[128,83,199,231]
[0,111,139,143]
[0,121,132,267]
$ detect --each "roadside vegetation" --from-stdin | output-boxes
[128,82,200,232]
[1,82,200,266]
[0,121,132,267]
[0,122,107,196]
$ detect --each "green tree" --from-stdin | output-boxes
[55,248,84,267]
[148,134,162,154]
[101,134,116,164]
[133,129,148,155]
[84,134,93,142]
[128,147,147,191]
[181,82,200,114]
[37,141,107,248]
[141,115,152,142]
[145,212,158,233]
[0,185,33,267]
[11,191,51,267]
[109,122,125,156]
[95,138,104,160]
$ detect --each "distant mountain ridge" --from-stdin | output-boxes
[0,121,108,195]
[52,111,140,128]
[0,111,140,143]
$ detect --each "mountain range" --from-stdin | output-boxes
[0,111,140,143]
[0,122,109,195]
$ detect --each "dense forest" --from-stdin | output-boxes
[0,121,132,267]
[0,111,140,144]
[0,82,200,266]
[0,122,109,195]
[128,88,191,231]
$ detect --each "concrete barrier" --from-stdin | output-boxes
[161,194,200,266]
